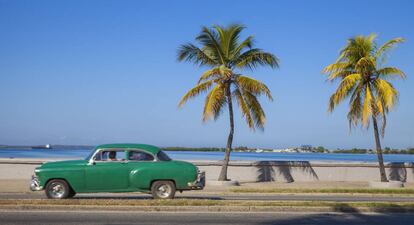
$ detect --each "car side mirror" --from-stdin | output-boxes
[88,159,96,165]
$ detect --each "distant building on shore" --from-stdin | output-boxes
[272,148,297,153]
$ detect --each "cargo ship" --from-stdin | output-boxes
[31,144,52,149]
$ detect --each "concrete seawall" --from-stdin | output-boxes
[196,161,414,183]
[1,158,413,183]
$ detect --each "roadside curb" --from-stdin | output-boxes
[1,204,413,213]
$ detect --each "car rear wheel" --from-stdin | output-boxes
[151,181,176,199]
[45,179,70,199]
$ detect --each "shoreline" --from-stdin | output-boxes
[1,146,414,155]
[1,155,414,164]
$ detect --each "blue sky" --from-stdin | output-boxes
[0,0,413,149]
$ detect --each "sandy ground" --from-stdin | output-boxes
[0,179,31,193]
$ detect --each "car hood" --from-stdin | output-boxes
[40,160,88,168]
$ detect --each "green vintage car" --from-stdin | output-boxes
[30,144,205,199]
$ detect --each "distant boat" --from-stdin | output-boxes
[255,149,264,153]
[31,144,52,149]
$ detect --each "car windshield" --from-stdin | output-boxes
[85,149,96,161]
[157,150,172,161]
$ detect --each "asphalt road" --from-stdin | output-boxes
[1,192,413,202]
[0,210,413,225]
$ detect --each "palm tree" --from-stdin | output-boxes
[177,24,279,181]
[323,34,405,182]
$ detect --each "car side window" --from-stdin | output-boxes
[94,151,102,161]
[95,150,126,162]
[157,151,171,161]
[128,151,154,161]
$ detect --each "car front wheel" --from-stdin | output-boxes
[45,179,70,199]
[151,181,176,199]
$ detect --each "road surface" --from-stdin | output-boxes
[0,192,413,202]
[0,210,412,225]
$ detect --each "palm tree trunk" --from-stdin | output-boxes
[218,83,234,181]
[372,115,388,182]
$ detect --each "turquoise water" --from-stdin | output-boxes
[0,148,414,162]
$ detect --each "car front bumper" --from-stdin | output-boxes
[30,175,43,191]
[187,171,205,190]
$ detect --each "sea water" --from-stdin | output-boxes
[0,148,413,162]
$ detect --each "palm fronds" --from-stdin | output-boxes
[177,44,216,66]
[323,34,405,135]
[178,80,215,107]
[178,24,277,130]
[202,84,226,122]
[234,48,279,69]
[235,75,273,101]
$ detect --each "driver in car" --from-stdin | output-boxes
[108,151,117,161]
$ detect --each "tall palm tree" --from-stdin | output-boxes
[323,34,405,182]
[177,24,279,181]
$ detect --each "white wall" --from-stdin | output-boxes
[1,159,412,183]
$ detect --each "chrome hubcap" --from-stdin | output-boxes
[49,182,65,198]
[156,184,171,198]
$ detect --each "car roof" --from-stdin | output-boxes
[95,143,161,155]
